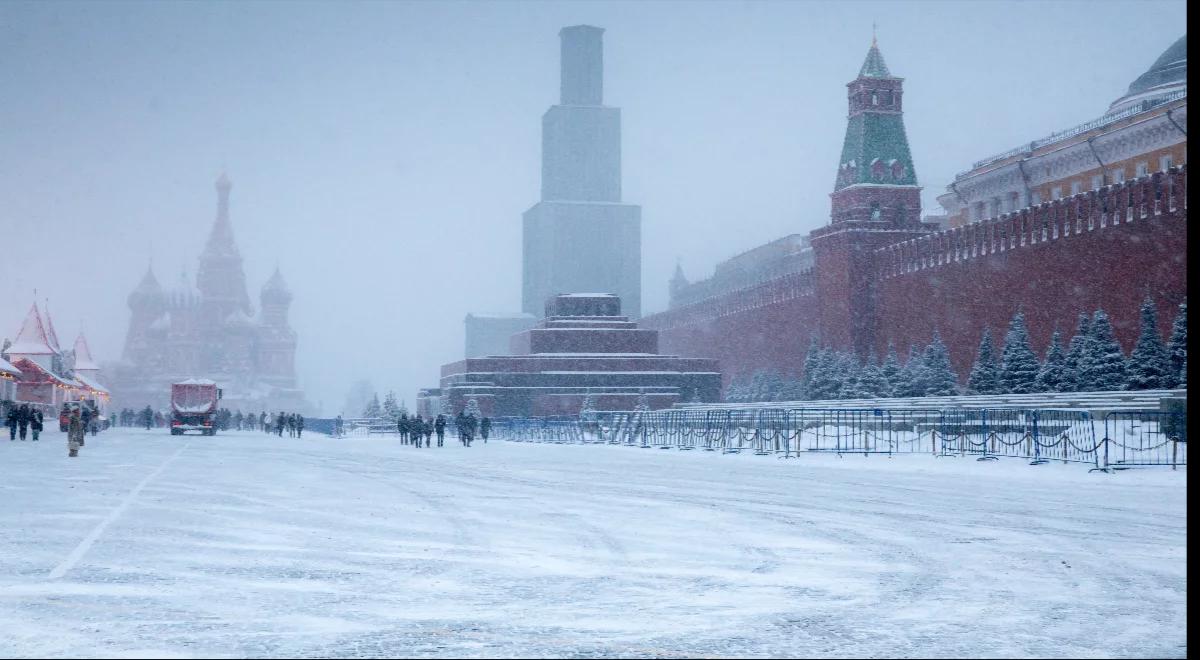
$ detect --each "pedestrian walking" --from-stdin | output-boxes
[399,413,410,445]
[434,414,446,447]
[423,418,433,447]
[67,408,84,457]
[6,404,17,441]
[411,415,423,448]
[275,412,285,437]
[17,404,30,441]
[464,413,476,447]
[78,406,90,445]
[296,415,304,438]
[31,409,43,441]
[480,416,491,444]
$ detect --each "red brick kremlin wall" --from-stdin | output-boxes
[642,166,1187,389]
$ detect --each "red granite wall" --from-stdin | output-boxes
[642,167,1188,387]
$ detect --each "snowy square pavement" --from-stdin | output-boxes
[0,429,1187,658]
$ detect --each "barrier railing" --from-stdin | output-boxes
[1100,411,1187,471]
[492,406,1184,472]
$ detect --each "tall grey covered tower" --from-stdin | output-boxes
[523,25,642,317]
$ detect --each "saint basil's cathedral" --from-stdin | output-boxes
[106,175,310,414]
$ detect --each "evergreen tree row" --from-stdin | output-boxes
[724,299,1186,403]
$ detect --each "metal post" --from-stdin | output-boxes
[977,409,998,461]
[1030,410,1047,465]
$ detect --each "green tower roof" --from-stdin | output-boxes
[835,42,917,191]
[858,41,892,78]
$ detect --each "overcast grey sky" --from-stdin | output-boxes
[0,0,1186,414]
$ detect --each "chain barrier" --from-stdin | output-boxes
[318,407,1185,473]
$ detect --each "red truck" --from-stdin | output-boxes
[170,379,221,436]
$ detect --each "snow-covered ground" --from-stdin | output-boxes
[0,429,1186,658]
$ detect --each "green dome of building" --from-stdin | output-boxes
[1110,34,1186,112]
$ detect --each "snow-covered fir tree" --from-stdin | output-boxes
[724,376,747,403]
[579,390,596,416]
[1034,329,1068,392]
[1062,313,1093,392]
[806,348,842,400]
[1127,298,1173,390]
[999,312,1040,394]
[1084,310,1128,391]
[777,375,805,402]
[464,398,482,418]
[967,328,1001,394]
[878,343,901,397]
[801,337,821,396]
[362,393,382,418]
[857,353,890,398]
[381,391,400,420]
[1168,301,1187,388]
[752,370,785,402]
[892,345,923,397]
[921,332,958,396]
[836,352,869,399]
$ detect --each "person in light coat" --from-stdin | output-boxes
[67,409,84,457]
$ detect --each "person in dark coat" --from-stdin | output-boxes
[17,404,31,441]
[6,404,17,441]
[296,415,304,438]
[411,415,423,448]
[31,409,43,441]
[480,417,491,444]
[397,414,407,444]
[423,418,433,447]
[455,412,466,446]
[434,414,446,447]
[463,413,476,447]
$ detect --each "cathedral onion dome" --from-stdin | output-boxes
[127,266,164,310]
[1109,34,1186,113]
[260,267,293,305]
[165,270,201,310]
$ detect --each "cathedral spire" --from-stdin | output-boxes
[197,173,253,316]
[205,172,239,258]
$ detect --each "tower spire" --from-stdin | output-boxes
[197,173,253,316]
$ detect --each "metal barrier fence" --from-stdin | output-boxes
[1100,411,1187,471]
[493,406,1186,472]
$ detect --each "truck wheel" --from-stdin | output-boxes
[171,429,181,436]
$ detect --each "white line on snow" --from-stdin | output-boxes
[48,443,190,580]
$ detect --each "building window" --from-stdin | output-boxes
[1136,162,1149,178]
[1071,181,1082,195]
[870,203,882,221]
[1091,174,1104,190]
[1010,192,1022,213]
[1112,168,1125,184]
[1031,191,1042,205]
[1051,186,1063,200]
[871,91,878,105]
[1160,155,1173,171]
[972,202,984,222]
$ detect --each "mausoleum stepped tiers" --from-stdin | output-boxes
[440,294,720,417]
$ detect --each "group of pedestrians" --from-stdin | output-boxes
[259,411,305,437]
[397,413,440,447]
[453,411,491,446]
[4,403,44,442]
[392,411,492,448]
[4,400,101,458]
